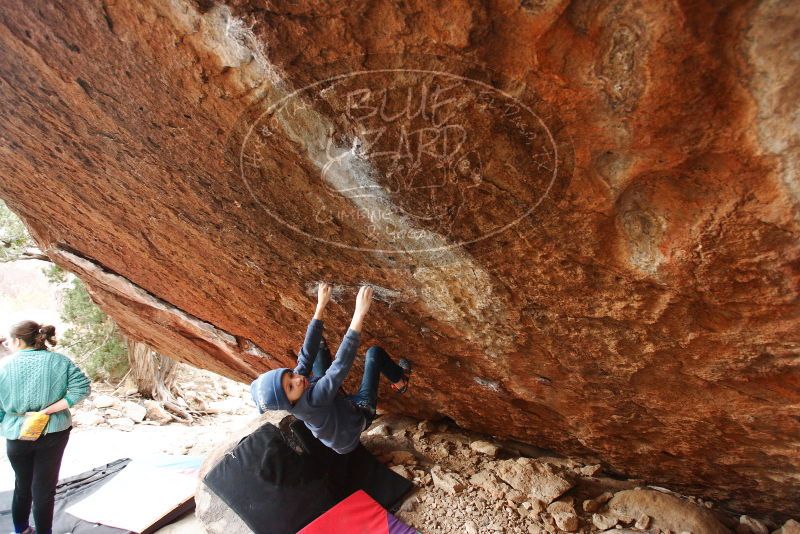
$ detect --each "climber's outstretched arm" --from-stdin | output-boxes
[308,286,373,405]
[294,282,332,376]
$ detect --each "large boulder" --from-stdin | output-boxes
[773,520,800,534]
[0,0,798,520]
[608,489,731,534]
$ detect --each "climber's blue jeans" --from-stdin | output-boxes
[312,342,403,420]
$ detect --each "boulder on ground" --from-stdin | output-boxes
[73,410,104,427]
[431,466,466,495]
[739,515,769,534]
[547,500,575,515]
[773,519,800,534]
[389,465,412,479]
[596,491,613,504]
[94,394,116,408]
[417,420,436,433]
[470,440,500,457]
[635,513,651,529]
[593,512,618,530]
[527,499,546,514]
[579,464,602,477]
[107,417,135,432]
[386,450,417,466]
[506,488,526,503]
[122,400,147,422]
[494,458,574,504]
[552,511,579,532]
[366,423,391,437]
[608,489,731,534]
[207,397,246,414]
[583,499,598,513]
[469,469,509,499]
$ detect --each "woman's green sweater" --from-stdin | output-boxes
[0,348,91,440]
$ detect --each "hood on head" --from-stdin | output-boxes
[250,368,292,412]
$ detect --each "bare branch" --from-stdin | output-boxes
[0,248,50,263]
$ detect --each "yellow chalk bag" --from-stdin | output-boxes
[18,411,50,441]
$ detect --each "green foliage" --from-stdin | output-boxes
[43,263,68,284]
[58,277,129,380]
[1,201,128,379]
[0,200,35,262]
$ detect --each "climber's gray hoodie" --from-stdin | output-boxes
[250,319,365,454]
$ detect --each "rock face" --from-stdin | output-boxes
[0,0,798,519]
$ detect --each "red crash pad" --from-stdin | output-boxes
[298,490,417,534]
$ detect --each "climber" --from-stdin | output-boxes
[250,282,412,454]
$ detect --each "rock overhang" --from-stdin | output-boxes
[0,0,798,520]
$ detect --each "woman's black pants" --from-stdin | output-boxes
[6,427,71,534]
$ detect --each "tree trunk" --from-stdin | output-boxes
[127,339,192,423]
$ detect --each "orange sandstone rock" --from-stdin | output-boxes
[0,0,797,520]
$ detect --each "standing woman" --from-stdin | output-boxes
[0,321,91,534]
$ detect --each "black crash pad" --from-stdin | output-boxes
[0,459,131,534]
[203,416,414,534]
[0,457,194,534]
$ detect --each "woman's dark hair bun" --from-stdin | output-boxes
[35,324,57,349]
[39,325,56,336]
[10,321,57,350]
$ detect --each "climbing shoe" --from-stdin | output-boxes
[352,398,377,419]
[391,358,413,395]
